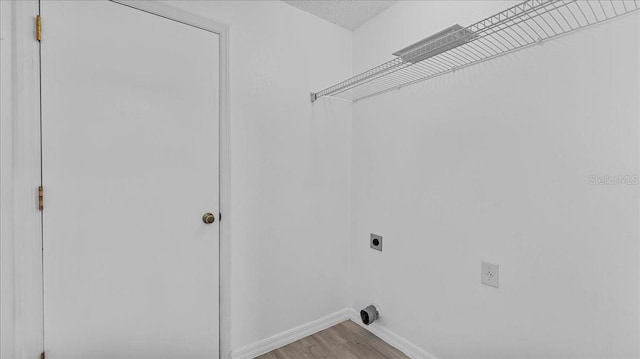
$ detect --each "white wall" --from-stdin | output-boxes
[162,1,353,354]
[4,1,639,358]
[0,3,15,358]
[351,2,639,358]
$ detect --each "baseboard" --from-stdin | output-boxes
[348,309,438,359]
[230,308,351,359]
[229,307,436,359]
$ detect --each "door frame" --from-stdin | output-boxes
[0,1,231,358]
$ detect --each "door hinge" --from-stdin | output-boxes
[40,351,45,359]
[38,186,44,210]
[36,15,41,41]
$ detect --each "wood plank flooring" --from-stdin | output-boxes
[256,320,409,359]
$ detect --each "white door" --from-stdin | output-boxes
[41,2,220,358]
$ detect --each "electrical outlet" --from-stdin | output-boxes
[370,233,382,251]
[481,261,499,288]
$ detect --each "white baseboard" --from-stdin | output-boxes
[230,307,437,359]
[347,309,438,359]
[230,308,351,359]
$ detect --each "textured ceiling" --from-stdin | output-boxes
[282,0,398,31]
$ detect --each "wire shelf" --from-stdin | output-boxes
[310,0,640,103]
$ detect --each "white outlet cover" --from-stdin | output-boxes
[481,261,499,288]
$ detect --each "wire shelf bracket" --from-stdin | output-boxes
[310,0,640,103]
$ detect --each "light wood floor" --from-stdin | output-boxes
[256,320,409,359]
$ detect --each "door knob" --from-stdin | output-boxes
[202,213,216,224]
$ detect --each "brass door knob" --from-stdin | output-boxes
[202,213,216,224]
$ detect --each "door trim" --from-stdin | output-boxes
[0,1,232,358]
[0,1,43,358]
